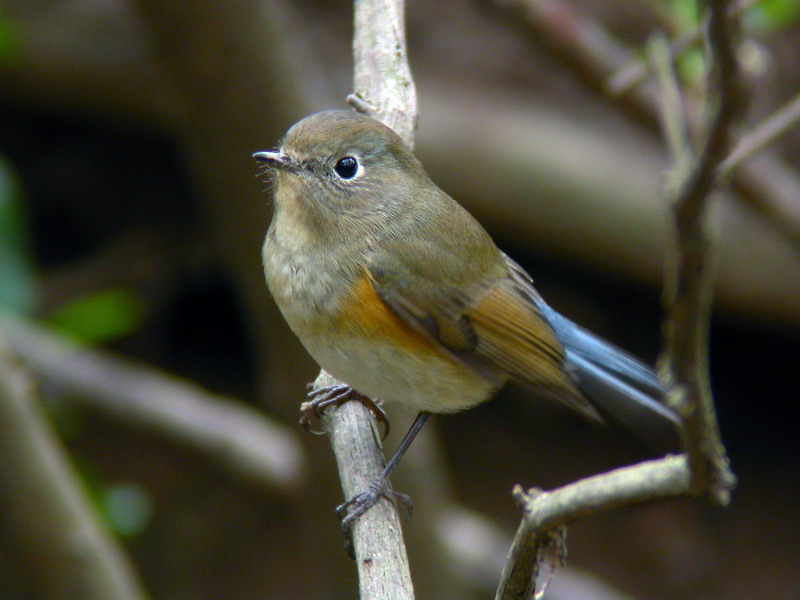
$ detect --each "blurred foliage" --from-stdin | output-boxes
[662,0,800,94]
[0,11,21,64]
[665,0,800,33]
[0,159,37,316]
[102,483,155,538]
[75,455,155,539]
[46,287,146,345]
[669,0,700,33]
[676,44,705,88]
[747,0,800,32]
[660,0,703,89]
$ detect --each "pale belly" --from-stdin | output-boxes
[264,219,499,413]
[302,332,498,414]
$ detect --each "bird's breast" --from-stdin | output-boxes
[263,225,497,412]
[263,218,349,333]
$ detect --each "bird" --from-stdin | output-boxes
[254,109,678,530]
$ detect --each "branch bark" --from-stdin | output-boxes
[659,0,740,504]
[0,316,305,492]
[0,333,150,600]
[496,2,739,597]
[310,1,418,598]
[351,0,418,144]
[317,371,414,600]
[497,456,689,600]
[484,0,800,255]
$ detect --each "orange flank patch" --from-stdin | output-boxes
[332,272,444,358]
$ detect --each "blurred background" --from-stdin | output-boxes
[1,0,799,599]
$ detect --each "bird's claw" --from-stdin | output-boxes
[299,384,353,435]
[299,384,391,438]
[337,478,413,534]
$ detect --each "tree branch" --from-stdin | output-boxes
[496,2,740,596]
[660,0,740,505]
[311,0,418,598]
[0,333,150,600]
[351,0,418,144]
[0,316,305,492]
[484,0,800,255]
[497,456,689,600]
[316,371,414,600]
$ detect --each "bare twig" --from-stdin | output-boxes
[316,371,414,600]
[720,91,800,177]
[0,316,305,492]
[497,2,740,596]
[485,0,800,255]
[311,0,418,598]
[0,333,150,600]
[647,33,692,164]
[660,0,740,505]
[497,456,689,600]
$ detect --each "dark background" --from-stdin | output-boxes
[1,1,799,599]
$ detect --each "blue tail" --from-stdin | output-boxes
[537,301,680,451]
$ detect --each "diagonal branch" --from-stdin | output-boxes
[484,0,800,254]
[720,91,800,176]
[497,456,689,600]
[0,333,150,600]
[0,316,305,492]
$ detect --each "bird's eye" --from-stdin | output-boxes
[334,156,358,179]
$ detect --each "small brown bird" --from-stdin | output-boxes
[254,110,677,528]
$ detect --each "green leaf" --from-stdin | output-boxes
[747,0,800,31]
[0,159,38,315]
[46,287,145,344]
[0,14,22,63]
[69,457,154,539]
[102,483,154,538]
[671,0,700,34]
[677,45,705,88]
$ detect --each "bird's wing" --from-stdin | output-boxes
[366,245,600,421]
[503,252,679,448]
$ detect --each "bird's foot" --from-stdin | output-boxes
[300,384,390,438]
[336,476,413,534]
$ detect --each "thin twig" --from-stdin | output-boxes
[659,0,740,504]
[647,33,692,164]
[312,0,418,598]
[0,333,150,600]
[484,0,800,255]
[496,456,690,600]
[720,91,800,177]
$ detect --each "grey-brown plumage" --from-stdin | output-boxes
[255,110,678,526]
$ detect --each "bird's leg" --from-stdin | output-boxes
[337,411,431,533]
[300,384,390,438]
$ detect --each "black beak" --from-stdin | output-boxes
[252,151,295,171]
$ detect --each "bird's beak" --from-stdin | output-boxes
[252,151,297,172]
